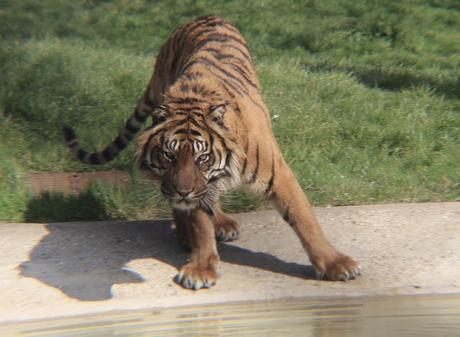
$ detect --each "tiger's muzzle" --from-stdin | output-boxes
[160,145,208,210]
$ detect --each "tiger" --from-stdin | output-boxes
[64,15,361,290]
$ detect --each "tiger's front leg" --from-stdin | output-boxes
[268,157,361,281]
[173,208,219,290]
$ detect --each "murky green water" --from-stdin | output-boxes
[3,295,460,337]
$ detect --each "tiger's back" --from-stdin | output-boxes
[151,15,262,104]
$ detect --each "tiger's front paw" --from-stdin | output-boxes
[174,262,218,290]
[315,252,362,281]
[215,217,239,242]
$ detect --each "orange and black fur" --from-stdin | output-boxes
[64,16,361,290]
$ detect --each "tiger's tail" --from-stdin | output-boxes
[63,94,153,165]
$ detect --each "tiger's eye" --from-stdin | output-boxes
[197,154,209,163]
[163,151,174,161]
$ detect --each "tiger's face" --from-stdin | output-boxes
[137,103,239,211]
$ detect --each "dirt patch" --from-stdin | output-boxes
[28,171,130,195]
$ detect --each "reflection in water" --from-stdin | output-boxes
[3,295,460,337]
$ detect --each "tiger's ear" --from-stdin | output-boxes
[152,105,169,125]
[208,104,227,123]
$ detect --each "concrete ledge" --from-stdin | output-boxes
[1,203,459,322]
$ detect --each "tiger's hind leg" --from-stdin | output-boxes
[265,156,361,281]
[212,203,240,242]
[173,203,239,248]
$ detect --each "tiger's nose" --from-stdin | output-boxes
[176,187,194,198]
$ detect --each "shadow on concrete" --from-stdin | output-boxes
[19,219,314,301]
[24,191,114,223]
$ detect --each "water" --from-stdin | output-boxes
[3,295,460,337]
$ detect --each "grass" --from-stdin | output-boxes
[1,0,459,222]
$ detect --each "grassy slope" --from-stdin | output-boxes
[1,0,459,221]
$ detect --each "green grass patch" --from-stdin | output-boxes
[1,0,459,221]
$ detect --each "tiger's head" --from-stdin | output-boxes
[136,100,242,212]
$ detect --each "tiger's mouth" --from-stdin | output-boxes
[171,198,199,211]
[161,184,208,210]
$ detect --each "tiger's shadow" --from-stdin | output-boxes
[19,219,316,301]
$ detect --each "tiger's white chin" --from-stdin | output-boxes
[171,199,199,211]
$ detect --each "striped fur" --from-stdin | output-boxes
[64,16,360,290]
[63,100,150,164]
